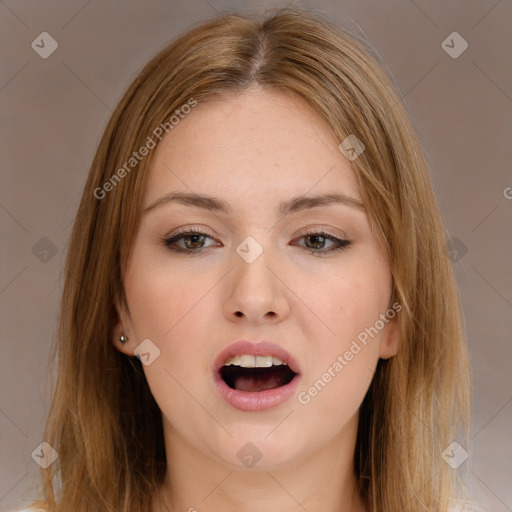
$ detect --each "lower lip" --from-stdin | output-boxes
[213,371,301,412]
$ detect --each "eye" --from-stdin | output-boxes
[161,227,352,255]
[161,228,219,254]
[293,230,352,254]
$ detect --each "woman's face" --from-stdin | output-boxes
[115,87,399,471]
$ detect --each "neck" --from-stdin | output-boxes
[153,413,367,512]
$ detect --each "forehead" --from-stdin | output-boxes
[144,88,361,208]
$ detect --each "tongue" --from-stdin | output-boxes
[234,372,286,392]
[221,365,296,392]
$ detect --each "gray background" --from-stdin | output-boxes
[1,0,511,510]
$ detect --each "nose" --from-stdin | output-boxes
[223,243,290,325]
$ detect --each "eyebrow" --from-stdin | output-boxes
[142,191,366,217]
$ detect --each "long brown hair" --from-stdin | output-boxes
[31,6,471,512]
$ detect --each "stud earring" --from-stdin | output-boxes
[119,333,129,344]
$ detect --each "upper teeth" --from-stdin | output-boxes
[224,355,287,368]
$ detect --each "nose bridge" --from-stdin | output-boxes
[234,235,276,298]
[224,234,289,321]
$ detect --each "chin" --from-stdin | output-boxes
[211,425,308,471]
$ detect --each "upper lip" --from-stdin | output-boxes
[213,340,301,375]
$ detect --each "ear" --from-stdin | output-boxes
[111,295,135,357]
[378,308,401,360]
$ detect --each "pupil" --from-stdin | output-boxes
[186,234,204,249]
[307,235,324,249]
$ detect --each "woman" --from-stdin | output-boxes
[23,6,472,512]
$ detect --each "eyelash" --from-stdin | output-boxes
[161,227,352,255]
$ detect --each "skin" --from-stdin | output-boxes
[113,86,400,512]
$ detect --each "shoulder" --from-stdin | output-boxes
[11,509,46,512]
[9,506,47,512]
[449,500,489,511]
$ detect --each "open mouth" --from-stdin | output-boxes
[219,355,298,392]
[213,342,301,410]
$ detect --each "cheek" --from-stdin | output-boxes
[124,243,215,371]
[318,260,391,352]
[295,279,384,438]
[295,256,390,413]
[124,245,207,341]
[123,253,214,434]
